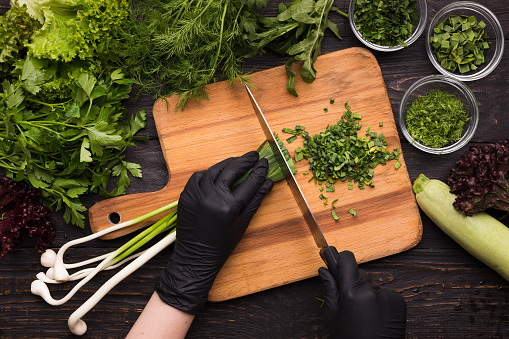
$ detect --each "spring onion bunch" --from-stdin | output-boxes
[31,136,295,335]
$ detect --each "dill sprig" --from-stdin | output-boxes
[102,0,268,110]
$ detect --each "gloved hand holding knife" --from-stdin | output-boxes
[127,85,406,338]
[155,151,273,314]
[245,83,407,339]
[319,247,407,339]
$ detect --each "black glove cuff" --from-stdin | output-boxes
[154,249,220,315]
[154,278,204,315]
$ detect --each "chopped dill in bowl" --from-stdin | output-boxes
[405,88,469,148]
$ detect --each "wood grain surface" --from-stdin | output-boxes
[89,47,422,302]
[1,0,508,338]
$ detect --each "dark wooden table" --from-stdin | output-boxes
[1,1,508,338]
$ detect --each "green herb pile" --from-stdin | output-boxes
[0,70,146,228]
[431,15,490,73]
[0,0,129,100]
[353,0,417,47]
[292,103,401,188]
[101,0,347,108]
[284,103,401,220]
[405,89,469,148]
[0,1,147,228]
[101,0,267,110]
[0,3,40,78]
[0,0,347,228]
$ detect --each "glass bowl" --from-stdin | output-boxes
[426,2,504,81]
[399,75,479,154]
[349,0,427,52]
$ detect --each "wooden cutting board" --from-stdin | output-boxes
[89,47,422,302]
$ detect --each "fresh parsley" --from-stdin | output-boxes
[0,66,147,228]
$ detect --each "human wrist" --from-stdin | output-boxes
[127,292,195,338]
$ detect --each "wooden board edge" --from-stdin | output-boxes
[208,214,423,303]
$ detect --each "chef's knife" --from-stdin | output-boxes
[243,83,332,265]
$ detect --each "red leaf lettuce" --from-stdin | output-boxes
[0,176,54,258]
[447,140,509,216]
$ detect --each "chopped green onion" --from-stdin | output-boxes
[332,198,338,209]
[295,151,304,162]
[287,135,297,144]
[331,210,340,221]
[348,208,357,217]
[282,126,306,135]
[282,101,399,220]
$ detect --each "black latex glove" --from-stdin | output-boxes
[155,151,274,314]
[318,247,407,339]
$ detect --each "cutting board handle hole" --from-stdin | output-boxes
[108,212,121,225]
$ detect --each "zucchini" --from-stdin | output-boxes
[413,174,509,282]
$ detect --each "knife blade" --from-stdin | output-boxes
[243,83,331,264]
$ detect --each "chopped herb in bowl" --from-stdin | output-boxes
[399,75,479,154]
[350,0,425,50]
[431,14,490,74]
[405,89,469,148]
[425,2,504,81]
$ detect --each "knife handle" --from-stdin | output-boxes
[319,247,328,266]
[319,247,338,268]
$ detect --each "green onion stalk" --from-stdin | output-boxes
[110,135,296,264]
[32,136,295,317]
